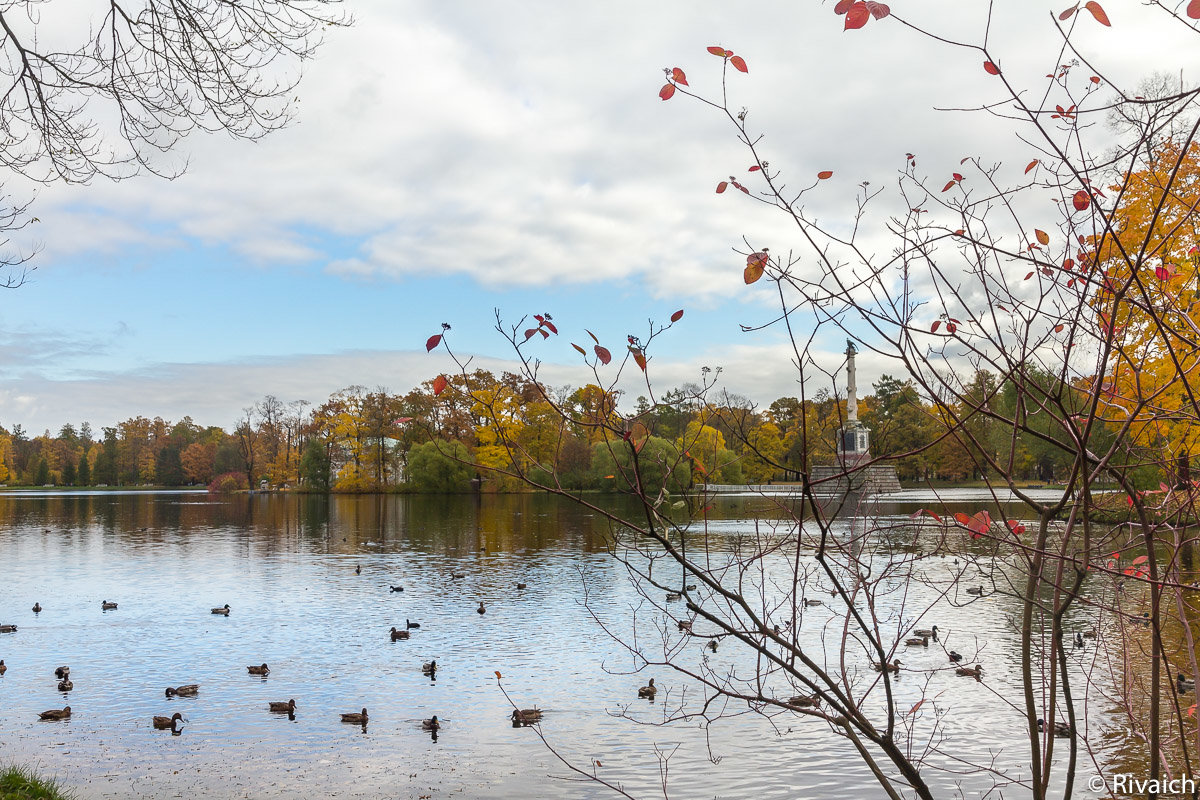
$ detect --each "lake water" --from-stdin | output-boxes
[0,490,1140,798]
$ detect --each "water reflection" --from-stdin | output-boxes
[0,490,1147,798]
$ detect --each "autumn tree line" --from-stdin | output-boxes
[0,363,1159,493]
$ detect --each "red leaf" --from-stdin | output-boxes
[1025,160,1039,174]
[524,328,537,341]
[633,351,647,371]
[425,334,442,352]
[844,1,870,29]
[1055,324,1064,332]
[833,0,854,13]
[1189,0,1200,19]
[671,309,684,323]
[1155,265,1172,281]
[866,1,890,19]
[930,320,941,333]
[659,83,676,101]
[1059,3,1078,20]
[1090,75,1101,84]
[1132,555,1149,565]
[716,181,728,194]
[954,229,965,236]
[953,512,971,526]
[1025,272,1035,280]
[495,671,503,680]
[967,510,991,538]
[572,342,586,356]
[941,180,956,192]
[908,698,925,715]
[1063,258,1074,270]
[983,61,1000,76]
[671,67,688,86]
[543,320,558,335]
[707,46,726,56]
[395,417,413,424]
[586,329,599,344]
[1084,1,1110,25]
[595,345,612,365]
[432,375,449,396]
[946,322,957,334]
[730,55,748,73]
[817,170,834,179]
[748,165,761,172]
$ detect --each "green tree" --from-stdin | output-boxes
[75,452,90,486]
[407,440,473,493]
[299,437,331,491]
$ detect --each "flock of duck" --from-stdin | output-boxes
[1,573,642,741]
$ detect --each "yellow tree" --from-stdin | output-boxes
[1091,140,1200,465]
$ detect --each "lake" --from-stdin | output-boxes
[0,489,1140,798]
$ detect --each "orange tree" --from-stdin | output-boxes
[429,3,1200,798]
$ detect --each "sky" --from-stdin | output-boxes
[0,0,1197,435]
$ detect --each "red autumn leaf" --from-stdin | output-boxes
[707,46,726,56]
[954,229,965,236]
[1155,265,1172,281]
[867,1,890,19]
[931,320,941,333]
[524,328,537,341]
[844,1,870,29]
[952,172,964,181]
[395,417,413,424]
[833,0,855,13]
[432,375,448,396]
[716,181,728,193]
[633,351,647,371]
[659,83,676,101]
[1059,3,1078,20]
[425,334,442,352]
[967,510,991,539]
[1025,272,1035,280]
[946,322,957,334]
[586,329,599,344]
[1189,0,1200,19]
[1063,258,1074,270]
[817,170,834,179]
[1055,324,1064,332]
[594,345,612,365]
[983,61,1000,75]
[671,67,688,86]
[1126,495,1134,508]
[1007,519,1026,536]
[1132,555,1149,565]
[748,165,761,172]
[909,698,925,715]
[1084,1,1111,25]
[942,180,956,192]
[543,320,558,335]
[494,671,502,679]
[1025,160,1038,174]
[953,512,971,527]
[1035,229,1051,245]
[571,342,586,356]
[671,309,684,323]
[730,55,748,73]
[1190,704,1197,718]
[1090,75,1101,84]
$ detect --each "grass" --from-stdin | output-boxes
[0,766,73,800]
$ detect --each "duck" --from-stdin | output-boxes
[31,603,41,613]
[389,585,404,593]
[905,635,930,647]
[101,600,118,610]
[341,708,368,725]
[269,699,297,714]
[166,685,199,697]
[422,660,438,675]
[247,663,270,676]
[638,678,657,699]
[355,564,361,575]
[1074,632,1085,648]
[707,640,718,653]
[948,651,963,663]
[511,708,543,725]
[666,591,682,602]
[1179,673,1196,693]
[913,626,939,639]
[966,586,984,596]
[451,572,465,580]
[0,624,18,633]
[153,712,183,730]
[390,627,410,641]
[786,694,821,708]
[0,660,6,675]
[872,659,902,673]
[677,620,693,632]
[406,619,421,629]
[38,706,71,721]
[1037,718,1072,737]
[477,602,486,615]
[516,583,527,590]
[57,678,73,692]
[421,715,440,731]
[211,604,231,615]
[55,665,70,679]
[804,599,823,606]
[956,664,984,679]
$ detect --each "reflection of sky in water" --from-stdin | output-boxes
[0,491,1125,798]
